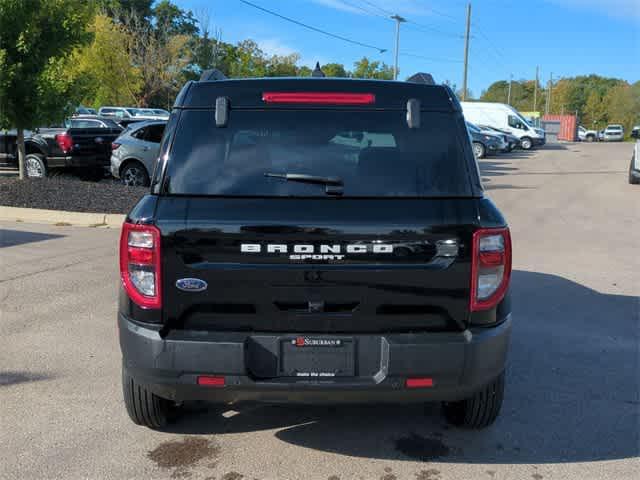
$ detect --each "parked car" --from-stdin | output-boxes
[74,106,98,116]
[0,116,122,178]
[111,120,166,186]
[150,108,170,118]
[578,126,599,142]
[118,72,513,430]
[467,122,504,158]
[478,124,520,151]
[98,106,137,119]
[461,101,546,150]
[603,124,624,142]
[629,128,639,184]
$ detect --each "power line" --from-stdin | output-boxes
[404,20,463,39]
[400,51,463,63]
[339,0,388,18]
[412,0,460,23]
[359,0,393,16]
[238,0,387,53]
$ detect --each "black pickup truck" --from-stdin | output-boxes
[0,116,122,178]
[118,73,513,430]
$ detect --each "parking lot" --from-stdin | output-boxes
[0,142,638,480]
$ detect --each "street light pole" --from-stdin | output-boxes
[507,73,513,104]
[391,14,406,80]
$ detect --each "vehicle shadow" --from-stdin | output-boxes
[0,229,65,248]
[164,270,639,465]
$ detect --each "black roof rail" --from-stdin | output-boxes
[406,72,435,85]
[199,69,227,81]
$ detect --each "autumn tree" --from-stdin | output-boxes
[351,57,394,80]
[71,14,141,107]
[322,63,348,77]
[0,0,94,179]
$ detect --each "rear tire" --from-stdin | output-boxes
[442,372,505,429]
[25,153,47,178]
[472,142,486,159]
[122,367,173,428]
[121,161,150,187]
[630,157,639,185]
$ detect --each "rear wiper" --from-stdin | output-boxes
[264,172,344,195]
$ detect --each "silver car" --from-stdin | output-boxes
[603,124,624,142]
[110,121,166,186]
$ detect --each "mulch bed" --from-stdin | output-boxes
[0,177,147,214]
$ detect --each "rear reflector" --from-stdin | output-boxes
[262,92,376,105]
[197,376,225,387]
[406,378,434,388]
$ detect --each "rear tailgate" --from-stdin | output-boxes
[66,127,122,160]
[158,196,479,333]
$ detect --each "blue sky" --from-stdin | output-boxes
[176,0,639,95]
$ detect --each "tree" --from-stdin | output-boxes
[351,57,394,80]
[71,14,142,108]
[120,8,191,107]
[322,63,348,78]
[153,0,197,37]
[228,40,267,78]
[265,53,300,77]
[582,91,607,129]
[0,0,94,179]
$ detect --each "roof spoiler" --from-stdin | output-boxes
[200,69,227,81]
[406,72,435,85]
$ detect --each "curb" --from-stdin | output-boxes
[0,206,126,228]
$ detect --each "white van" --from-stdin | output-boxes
[461,102,546,150]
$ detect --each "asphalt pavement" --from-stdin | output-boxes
[1,142,638,480]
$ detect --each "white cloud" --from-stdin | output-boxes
[311,0,374,16]
[547,0,640,20]
[258,38,298,57]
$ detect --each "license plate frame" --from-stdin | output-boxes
[279,337,355,378]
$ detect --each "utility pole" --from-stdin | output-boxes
[507,73,513,105]
[533,66,539,112]
[545,72,553,115]
[391,14,406,80]
[461,3,471,101]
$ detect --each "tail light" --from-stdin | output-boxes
[111,142,121,150]
[55,133,74,153]
[470,227,511,311]
[119,222,162,309]
[262,92,376,105]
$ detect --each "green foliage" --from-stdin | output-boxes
[480,74,638,135]
[322,63,348,78]
[351,57,394,80]
[153,0,197,37]
[70,14,141,108]
[0,0,94,129]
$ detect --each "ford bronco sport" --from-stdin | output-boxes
[118,71,512,430]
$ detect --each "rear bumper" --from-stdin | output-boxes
[119,314,512,404]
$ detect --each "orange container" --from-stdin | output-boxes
[542,114,578,141]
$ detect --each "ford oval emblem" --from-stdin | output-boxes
[176,278,208,292]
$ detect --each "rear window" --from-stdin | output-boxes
[164,109,472,197]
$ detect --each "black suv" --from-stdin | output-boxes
[118,72,512,430]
